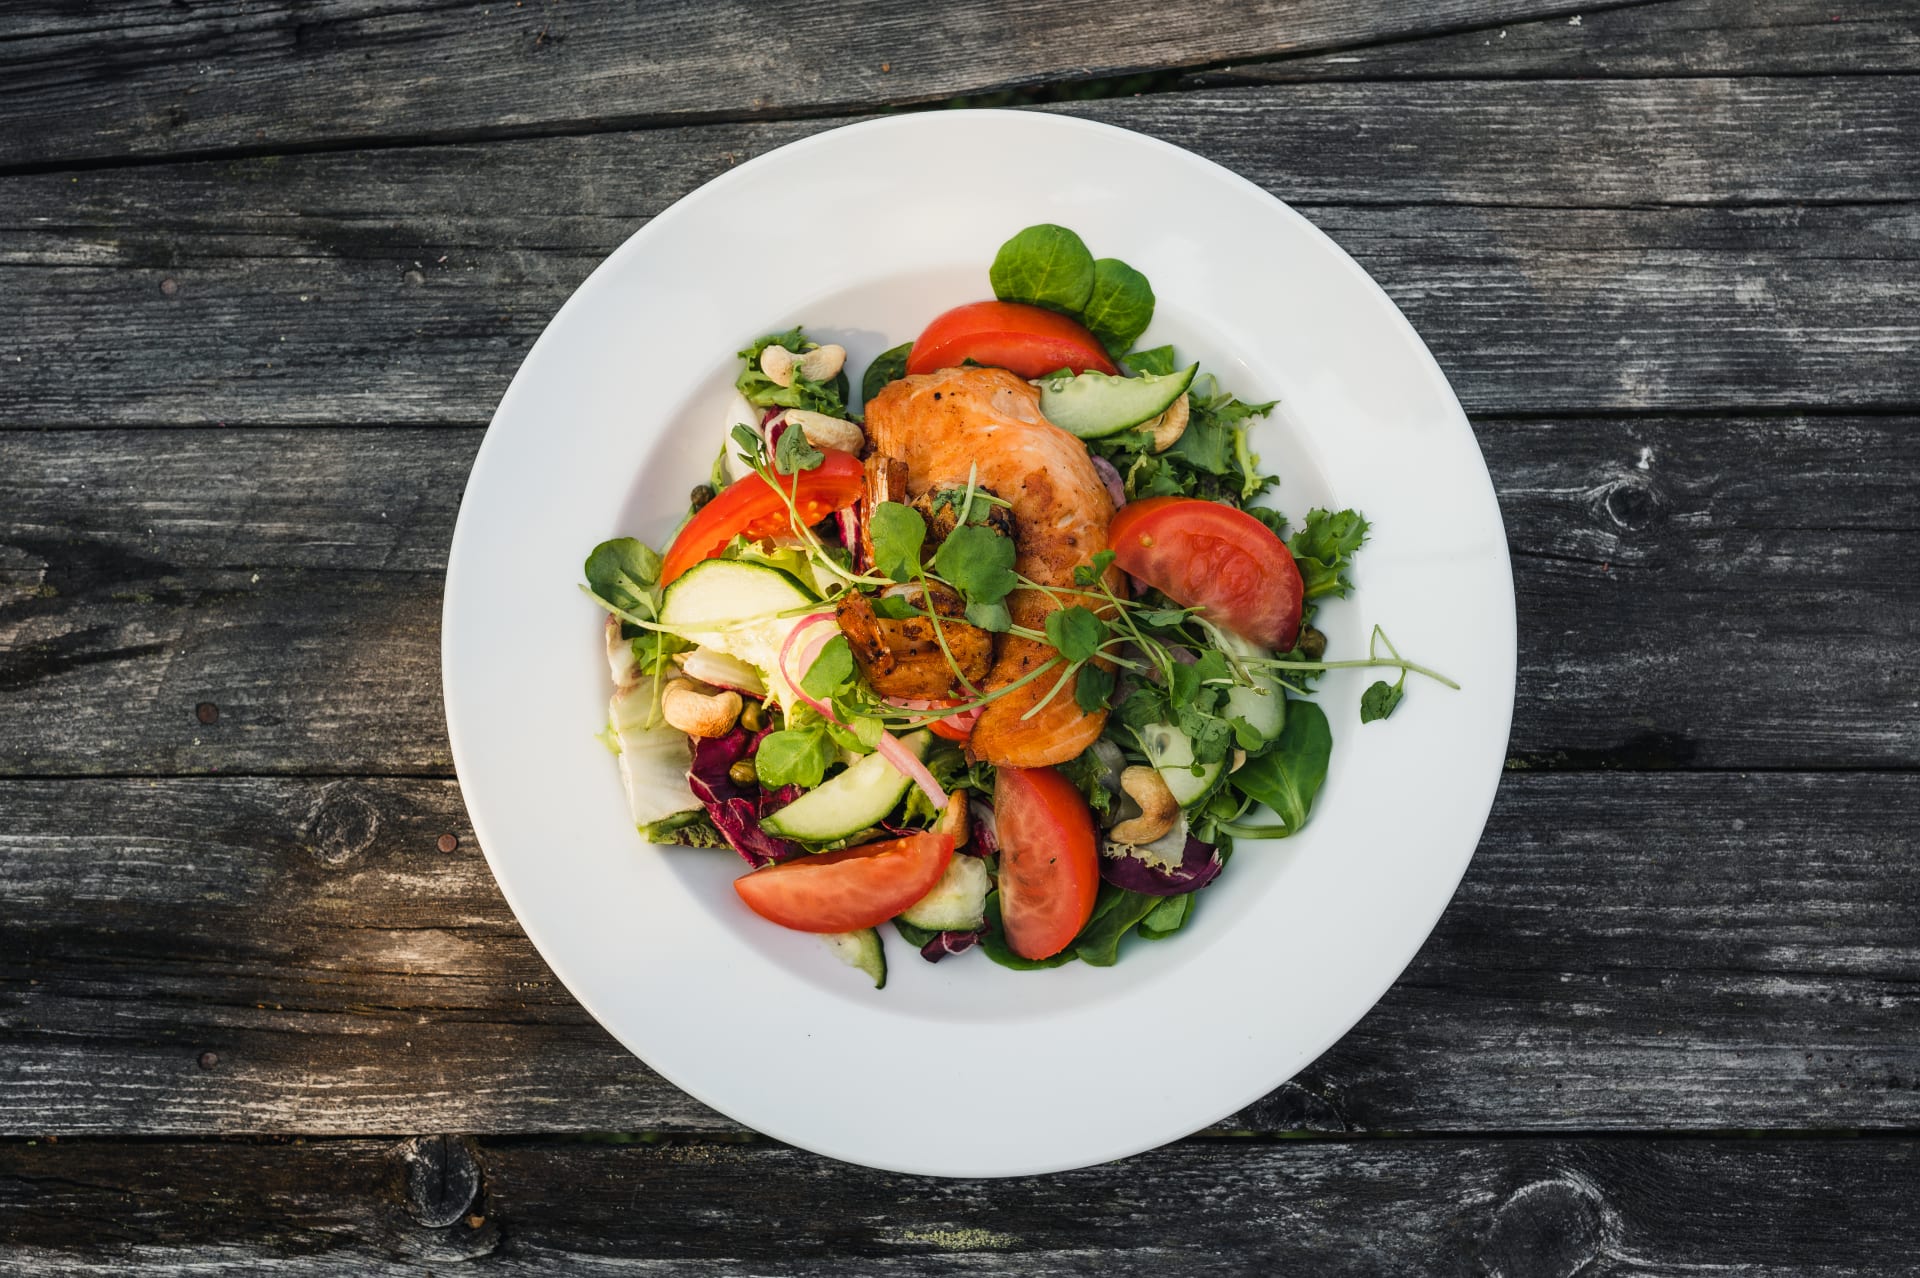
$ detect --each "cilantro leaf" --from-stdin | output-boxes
[583,538,664,618]
[1044,606,1105,662]
[869,501,927,582]
[1073,664,1116,714]
[799,634,856,700]
[934,524,1017,605]
[1117,686,1169,730]
[773,419,824,474]
[1360,674,1406,724]
[753,726,839,789]
[965,600,1012,633]
[871,594,920,621]
[1073,549,1117,589]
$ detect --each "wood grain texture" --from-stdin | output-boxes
[2,1135,1917,1274]
[6,81,1917,427]
[4,417,1913,776]
[0,0,1606,168]
[1203,0,1920,81]
[2,771,1914,1136]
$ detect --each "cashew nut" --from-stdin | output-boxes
[759,344,798,387]
[783,408,866,454]
[661,678,742,739]
[1144,393,1190,454]
[759,343,846,387]
[1231,748,1248,774]
[936,791,970,847]
[798,343,846,382]
[1108,766,1179,845]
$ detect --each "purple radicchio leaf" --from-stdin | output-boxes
[919,929,985,963]
[1098,832,1223,897]
[966,800,998,858]
[688,727,802,869]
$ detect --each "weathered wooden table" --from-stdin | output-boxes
[3,2,1917,1271]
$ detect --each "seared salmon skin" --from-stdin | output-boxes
[863,367,1118,767]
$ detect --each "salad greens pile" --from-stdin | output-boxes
[582,222,1456,982]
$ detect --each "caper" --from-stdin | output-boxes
[1298,625,1327,661]
[728,759,758,786]
[688,483,716,511]
[738,699,765,732]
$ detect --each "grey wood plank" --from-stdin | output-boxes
[1201,0,1920,82]
[2,771,1914,1137]
[5,82,1918,427]
[3,417,1912,776]
[1,1135,1917,1275]
[0,0,1610,168]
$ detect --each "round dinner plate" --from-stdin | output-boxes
[443,110,1515,1177]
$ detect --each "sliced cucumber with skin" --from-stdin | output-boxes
[658,558,823,707]
[822,928,886,988]
[899,852,990,931]
[1132,721,1223,807]
[1211,627,1287,743]
[1037,362,1198,439]
[762,730,933,842]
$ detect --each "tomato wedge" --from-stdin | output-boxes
[734,832,954,933]
[993,766,1099,961]
[660,448,864,585]
[1108,496,1304,651]
[907,300,1117,379]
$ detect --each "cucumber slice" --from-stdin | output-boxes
[822,928,886,988]
[1036,363,1198,439]
[1211,627,1286,742]
[762,730,933,841]
[1132,721,1223,807]
[899,852,989,931]
[658,558,822,706]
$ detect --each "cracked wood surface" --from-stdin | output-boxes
[2,1,1917,1270]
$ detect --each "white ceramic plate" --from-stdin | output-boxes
[443,110,1514,1177]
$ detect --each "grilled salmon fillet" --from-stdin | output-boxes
[863,366,1118,767]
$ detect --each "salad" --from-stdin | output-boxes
[583,224,1454,988]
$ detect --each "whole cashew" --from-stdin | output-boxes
[1108,766,1179,845]
[783,408,866,454]
[759,343,846,388]
[661,678,743,739]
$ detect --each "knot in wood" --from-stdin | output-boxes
[301,781,382,865]
[393,1134,482,1229]
[1478,1172,1605,1278]
[1592,472,1666,533]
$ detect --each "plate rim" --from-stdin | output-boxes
[443,107,1516,1176]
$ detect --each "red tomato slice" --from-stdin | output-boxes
[993,766,1099,961]
[734,832,954,933]
[660,449,864,585]
[1108,496,1304,651]
[907,300,1117,379]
